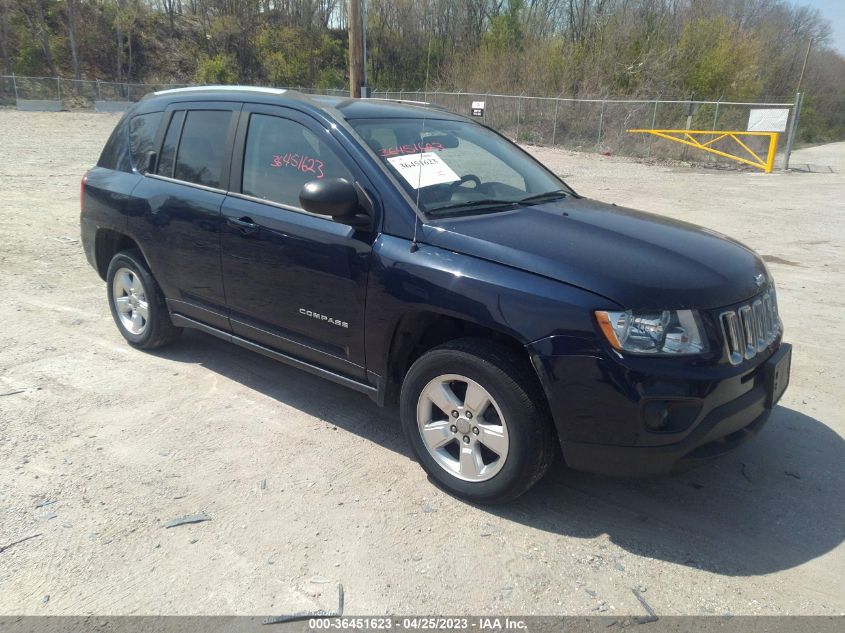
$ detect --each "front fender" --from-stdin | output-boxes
[365,234,619,383]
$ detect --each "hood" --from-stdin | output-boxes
[422,198,769,310]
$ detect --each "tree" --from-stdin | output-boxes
[673,15,763,99]
[17,0,57,76]
[66,0,79,79]
[1,0,10,74]
[483,0,524,52]
[194,53,239,84]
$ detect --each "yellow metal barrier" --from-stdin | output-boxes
[627,129,780,173]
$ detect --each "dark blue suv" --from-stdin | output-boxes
[80,86,791,502]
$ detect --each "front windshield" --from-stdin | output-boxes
[349,117,571,217]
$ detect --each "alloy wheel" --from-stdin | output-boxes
[416,374,509,482]
[112,267,149,335]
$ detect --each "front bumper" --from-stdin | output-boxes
[529,334,790,478]
[562,384,771,476]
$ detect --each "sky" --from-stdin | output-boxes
[808,0,845,54]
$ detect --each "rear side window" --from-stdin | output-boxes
[156,111,185,178]
[241,113,353,209]
[128,112,163,171]
[174,110,233,189]
[97,116,131,172]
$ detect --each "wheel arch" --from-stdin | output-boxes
[93,229,142,280]
[382,310,541,406]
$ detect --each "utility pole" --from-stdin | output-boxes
[783,91,803,171]
[348,0,363,98]
[361,0,369,97]
[796,38,813,94]
[783,38,812,171]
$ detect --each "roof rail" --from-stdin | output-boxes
[153,85,289,96]
[363,97,450,111]
[365,97,430,106]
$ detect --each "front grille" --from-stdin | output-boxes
[719,288,780,365]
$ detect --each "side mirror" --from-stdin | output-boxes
[299,178,370,227]
[142,150,157,174]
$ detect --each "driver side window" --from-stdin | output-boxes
[242,114,354,209]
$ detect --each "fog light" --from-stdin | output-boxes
[642,401,670,431]
[641,399,702,434]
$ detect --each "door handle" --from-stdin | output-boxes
[227,216,259,234]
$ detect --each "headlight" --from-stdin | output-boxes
[595,309,707,355]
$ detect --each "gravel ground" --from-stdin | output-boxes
[0,111,842,616]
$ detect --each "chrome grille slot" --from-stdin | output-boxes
[720,311,743,366]
[738,305,755,359]
[752,299,766,352]
[762,293,776,344]
[719,288,781,365]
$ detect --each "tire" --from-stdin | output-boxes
[400,338,557,503]
[106,249,181,350]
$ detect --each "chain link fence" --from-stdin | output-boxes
[0,75,193,108]
[376,90,798,165]
[1,75,798,167]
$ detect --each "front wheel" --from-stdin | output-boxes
[400,339,557,503]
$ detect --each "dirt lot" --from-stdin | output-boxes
[0,111,843,617]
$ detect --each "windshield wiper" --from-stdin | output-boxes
[426,198,522,216]
[426,189,569,216]
[517,189,569,205]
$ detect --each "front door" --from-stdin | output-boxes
[220,105,377,379]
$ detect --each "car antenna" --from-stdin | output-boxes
[410,16,434,254]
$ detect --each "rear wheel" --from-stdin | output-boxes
[400,338,556,503]
[106,249,181,349]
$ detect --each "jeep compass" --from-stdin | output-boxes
[80,86,791,502]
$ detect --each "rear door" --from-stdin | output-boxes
[219,104,378,378]
[129,102,240,330]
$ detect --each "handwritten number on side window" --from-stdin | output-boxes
[270,153,325,179]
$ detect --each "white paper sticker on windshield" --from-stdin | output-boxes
[386,152,459,189]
